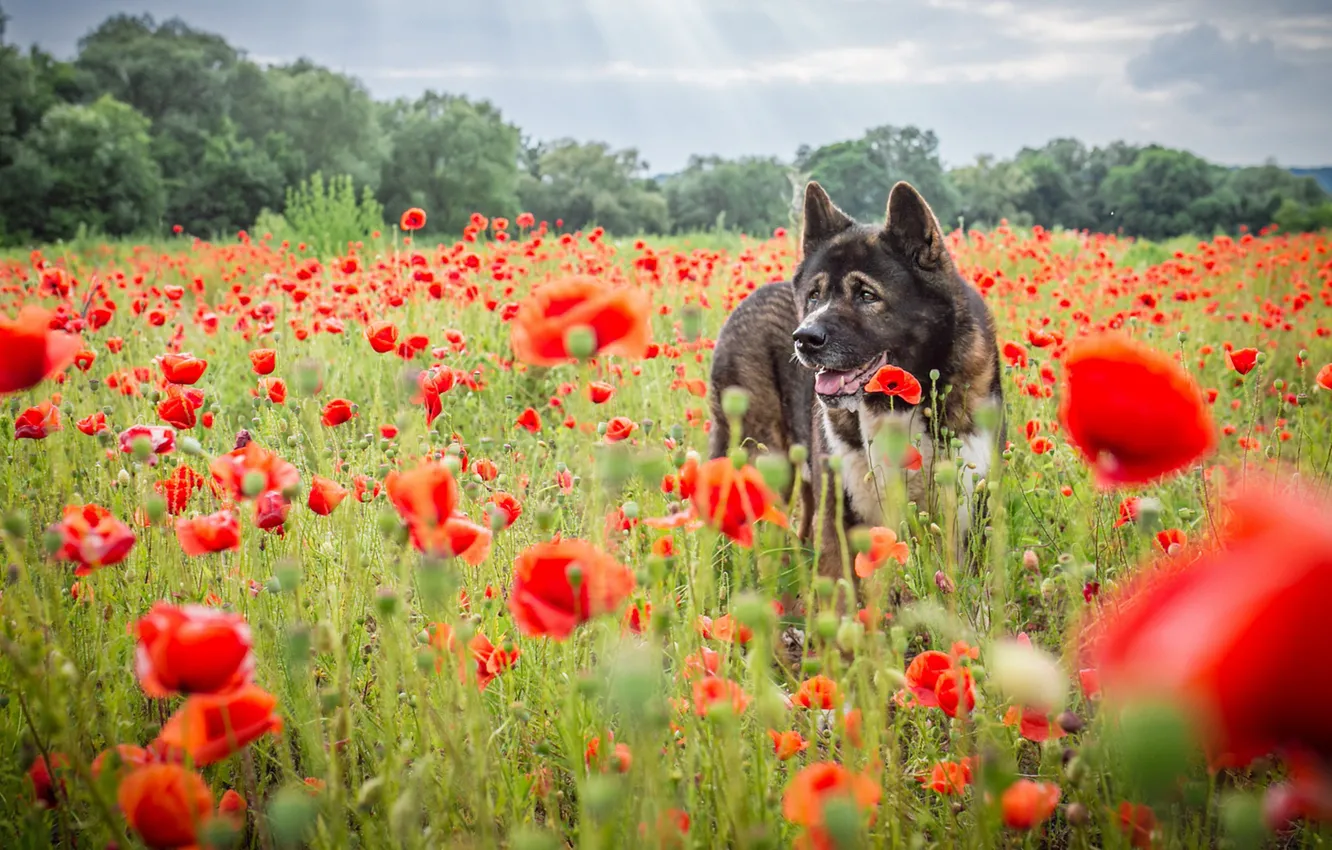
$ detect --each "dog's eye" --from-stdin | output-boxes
[806,291,819,305]
[858,288,879,304]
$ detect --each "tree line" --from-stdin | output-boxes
[1,10,1329,247]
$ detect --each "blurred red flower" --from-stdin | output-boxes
[509,275,651,367]
[134,602,254,697]
[0,305,81,395]
[1058,332,1215,487]
[508,538,635,639]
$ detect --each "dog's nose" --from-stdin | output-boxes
[793,325,827,351]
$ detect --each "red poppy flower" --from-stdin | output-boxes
[385,461,460,539]
[156,386,203,430]
[119,425,176,462]
[307,475,349,516]
[175,510,242,556]
[259,377,287,404]
[117,763,214,849]
[400,207,427,231]
[51,504,135,574]
[320,398,356,426]
[1154,527,1187,554]
[1002,342,1029,368]
[155,466,205,515]
[252,491,290,534]
[898,650,953,708]
[1003,705,1066,743]
[0,305,81,395]
[692,675,752,716]
[76,411,108,435]
[1058,332,1215,487]
[210,441,299,501]
[782,762,880,849]
[411,511,492,563]
[15,401,61,439]
[586,381,615,404]
[769,729,809,760]
[515,407,542,433]
[1118,802,1157,848]
[1079,481,1332,773]
[155,684,282,766]
[509,275,651,367]
[918,758,974,795]
[158,353,208,385]
[1226,347,1259,375]
[689,457,787,548]
[793,675,842,709]
[135,602,254,697]
[604,416,637,442]
[854,526,910,577]
[488,491,522,529]
[508,538,636,639]
[935,666,976,717]
[249,349,276,375]
[27,754,69,808]
[865,364,923,404]
[1316,364,1332,392]
[1001,779,1061,830]
[218,789,246,825]
[91,744,152,782]
[365,321,399,354]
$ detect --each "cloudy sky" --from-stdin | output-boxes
[6,0,1331,173]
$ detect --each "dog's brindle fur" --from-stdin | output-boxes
[708,180,1003,593]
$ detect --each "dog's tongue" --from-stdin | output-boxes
[815,369,868,396]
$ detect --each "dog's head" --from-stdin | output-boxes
[791,180,961,411]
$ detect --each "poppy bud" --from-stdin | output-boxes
[813,576,835,598]
[179,436,203,456]
[1022,549,1040,571]
[241,471,267,498]
[755,453,790,494]
[821,797,862,849]
[934,460,957,487]
[815,612,838,641]
[732,591,772,632]
[849,526,873,554]
[837,620,865,652]
[1057,711,1084,734]
[788,443,808,465]
[3,509,29,538]
[374,588,399,617]
[934,570,956,594]
[721,386,750,418]
[1065,802,1090,826]
[563,325,597,360]
[145,495,167,524]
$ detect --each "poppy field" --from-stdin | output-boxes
[1,213,1331,850]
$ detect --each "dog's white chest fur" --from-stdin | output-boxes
[821,404,993,534]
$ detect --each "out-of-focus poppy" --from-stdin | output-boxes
[0,305,81,395]
[135,603,254,697]
[509,275,651,367]
[508,538,635,639]
[1058,332,1215,487]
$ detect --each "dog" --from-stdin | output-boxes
[708,180,1003,595]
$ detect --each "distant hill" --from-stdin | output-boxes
[1291,167,1332,194]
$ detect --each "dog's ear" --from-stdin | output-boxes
[885,181,946,271]
[801,181,853,257]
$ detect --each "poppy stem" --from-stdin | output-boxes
[243,747,275,850]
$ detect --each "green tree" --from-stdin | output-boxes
[0,94,164,243]
[518,139,670,234]
[377,91,521,237]
[1097,148,1219,239]
[663,155,792,234]
[1220,164,1327,233]
[797,125,959,227]
[950,154,1035,229]
[168,121,303,237]
[232,59,386,192]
